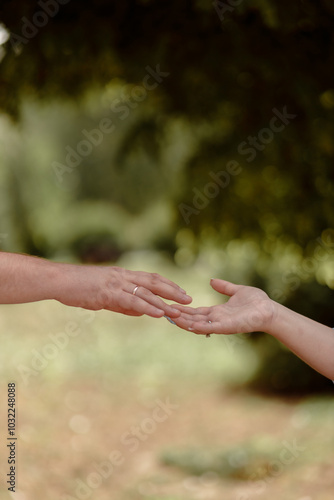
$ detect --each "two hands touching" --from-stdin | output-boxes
[57,266,334,380]
[0,252,273,335]
[56,267,276,338]
[1,252,334,380]
[0,252,270,330]
[57,267,274,335]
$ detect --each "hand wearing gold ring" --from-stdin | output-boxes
[55,265,193,318]
[0,252,192,319]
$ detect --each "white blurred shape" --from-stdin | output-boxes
[69,414,91,434]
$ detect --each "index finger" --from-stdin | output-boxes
[131,272,192,304]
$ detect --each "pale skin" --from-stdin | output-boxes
[172,279,334,380]
[2,253,333,379]
[0,252,192,317]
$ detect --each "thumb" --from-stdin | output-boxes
[210,279,240,297]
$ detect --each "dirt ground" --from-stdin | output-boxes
[1,377,333,500]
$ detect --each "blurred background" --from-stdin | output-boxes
[0,1,334,499]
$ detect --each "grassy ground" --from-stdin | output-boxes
[0,253,333,500]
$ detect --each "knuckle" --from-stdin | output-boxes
[111,266,122,275]
[151,273,161,284]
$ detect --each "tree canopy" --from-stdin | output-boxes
[1,1,334,118]
[1,0,334,270]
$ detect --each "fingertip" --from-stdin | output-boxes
[164,315,177,325]
[151,308,165,318]
[181,295,192,304]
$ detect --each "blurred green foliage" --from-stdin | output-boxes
[161,438,292,481]
[0,0,333,259]
[0,0,334,392]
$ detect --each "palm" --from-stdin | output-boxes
[172,280,273,336]
[211,286,270,333]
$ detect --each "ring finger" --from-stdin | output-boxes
[126,283,181,317]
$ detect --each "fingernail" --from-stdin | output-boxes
[164,315,176,325]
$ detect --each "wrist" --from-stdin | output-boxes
[248,295,277,334]
[51,262,108,309]
[48,261,75,303]
[265,300,291,340]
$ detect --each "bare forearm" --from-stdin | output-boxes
[0,252,63,304]
[268,301,334,380]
